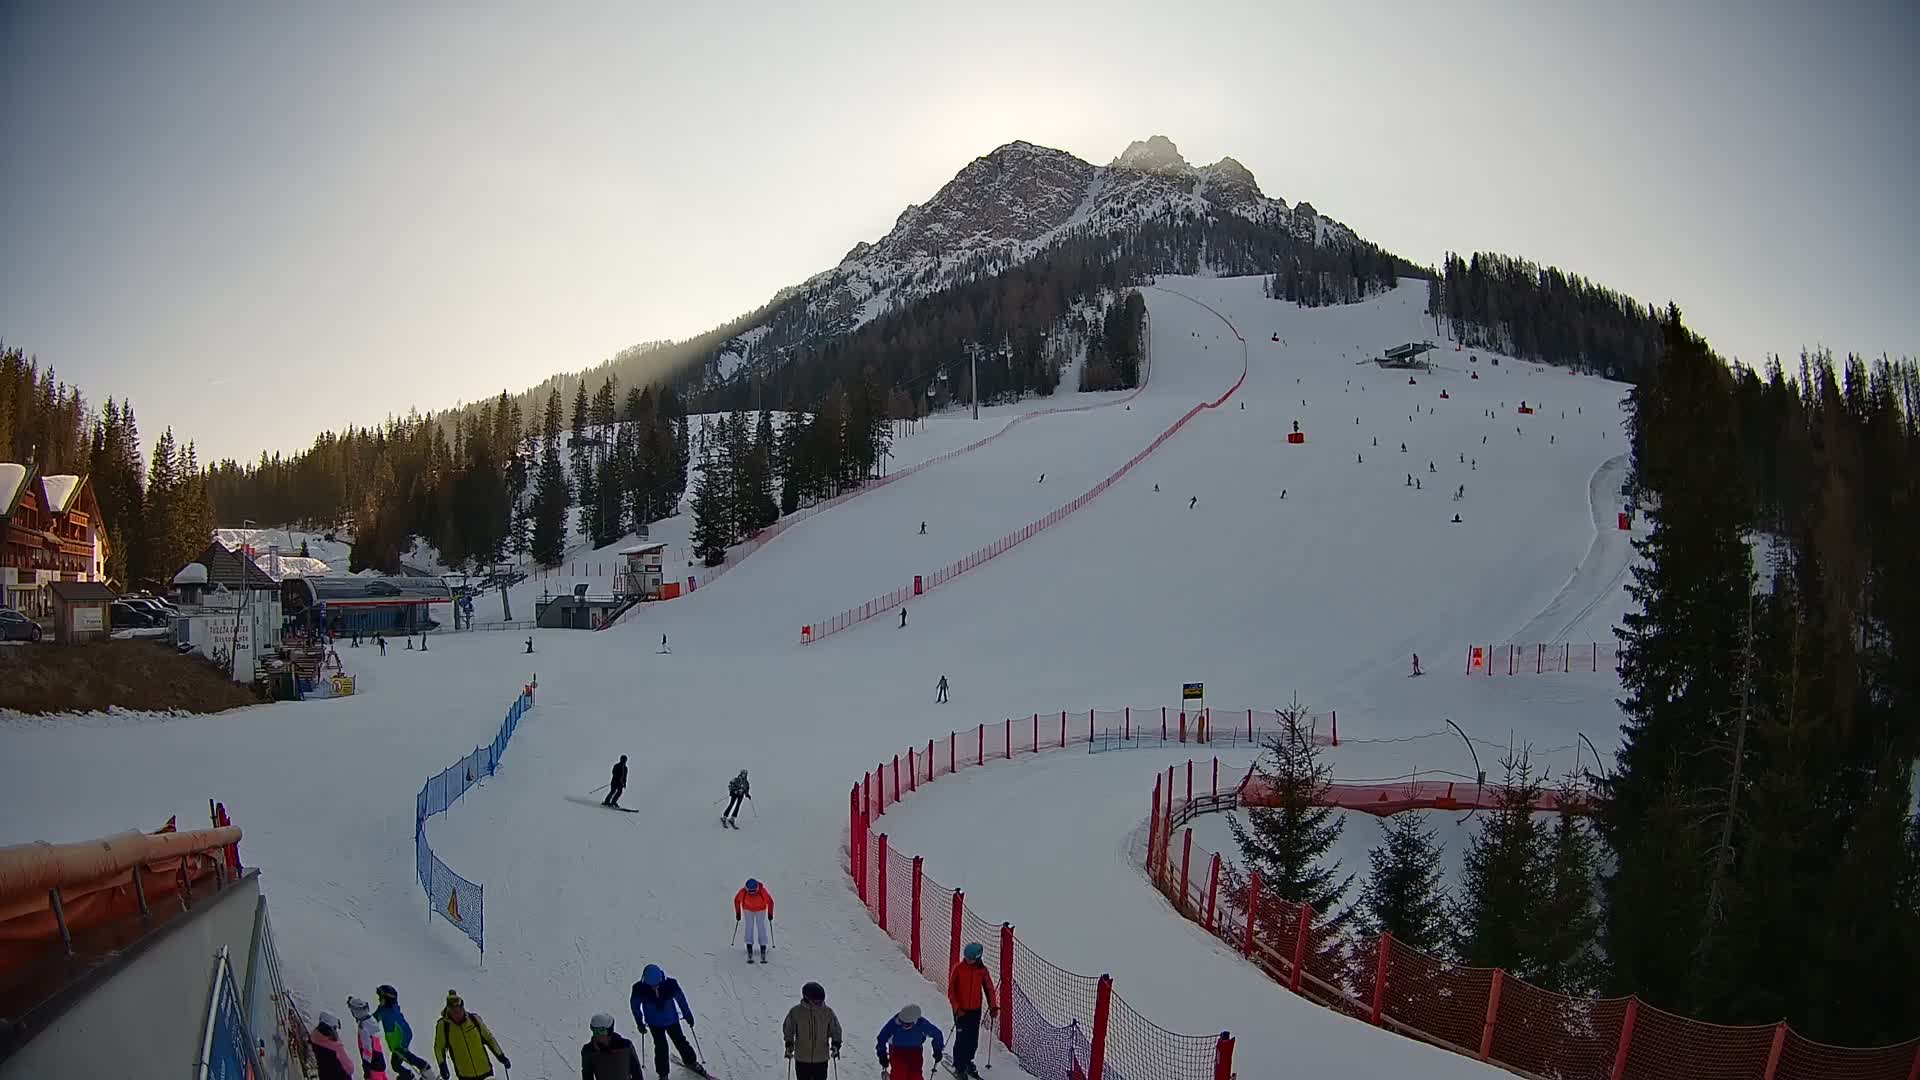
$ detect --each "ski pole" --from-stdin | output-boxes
[690,1025,707,1067]
[731,920,740,946]
[590,782,609,794]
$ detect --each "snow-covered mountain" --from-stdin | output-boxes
[706,136,1366,383]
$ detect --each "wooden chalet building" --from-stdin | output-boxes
[1,463,109,616]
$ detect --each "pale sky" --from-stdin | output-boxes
[3,1,1914,462]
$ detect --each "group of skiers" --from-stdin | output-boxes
[310,986,509,1080]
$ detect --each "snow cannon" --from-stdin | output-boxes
[1287,419,1305,445]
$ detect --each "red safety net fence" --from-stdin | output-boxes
[850,717,1236,1080]
[805,295,1247,646]
[1465,641,1623,676]
[1147,766,1920,1080]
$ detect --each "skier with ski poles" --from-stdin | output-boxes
[946,944,998,1079]
[722,770,750,827]
[935,675,949,704]
[630,965,707,1078]
[734,878,774,963]
[375,985,434,1080]
[782,982,843,1080]
[603,755,629,808]
[877,1005,944,1080]
[434,991,510,1080]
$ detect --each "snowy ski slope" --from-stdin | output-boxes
[0,275,1636,1080]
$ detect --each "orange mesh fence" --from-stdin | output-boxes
[1012,935,1100,1033]
[1487,979,1627,1080]
[1623,1002,1775,1080]
[883,847,915,953]
[1776,1031,1920,1080]
[1104,989,1222,1080]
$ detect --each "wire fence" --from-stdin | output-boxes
[850,711,1234,1080]
[413,681,536,953]
[1148,769,1920,1080]
[1465,641,1622,675]
[803,297,1243,646]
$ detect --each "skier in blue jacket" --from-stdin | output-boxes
[876,1004,944,1079]
[630,964,707,1078]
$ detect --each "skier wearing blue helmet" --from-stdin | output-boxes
[630,964,706,1078]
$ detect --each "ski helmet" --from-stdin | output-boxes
[745,878,760,892]
[898,1004,923,1025]
[642,964,665,987]
[802,982,826,1003]
[590,1013,616,1033]
[316,1012,341,1034]
[376,985,399,1004]
[963,942,984,961]
[346,995,371,1020]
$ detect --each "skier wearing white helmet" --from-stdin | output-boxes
[581,1013,644,1080]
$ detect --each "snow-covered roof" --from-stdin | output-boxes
[618,543,667,556]
[174,562,210,586]
[0,463,24,513]
[38,474,81,513]
[258,555,333,580]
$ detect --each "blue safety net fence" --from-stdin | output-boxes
[415,687,533,952]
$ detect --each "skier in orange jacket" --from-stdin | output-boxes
[734,879,775,963]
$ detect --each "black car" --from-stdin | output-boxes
[109,600,159,628]
[0,608,42,642]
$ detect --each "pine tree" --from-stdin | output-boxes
[531,388,571,565]
[1531,792,1604,995]
[688,444,729,567]
[1227,698,1352,918]
[143,429,179,579]
[1453,751,1548,974]
[571,382,597,540]
[1359,812,1451,954]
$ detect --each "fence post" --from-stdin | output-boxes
[928,739,935,781]
[865,772,874,820]
[977,724,984,765]
[1124,707,1130,740]
[1186,759,1194,805]
[850,786,862,901]
[1907,1044,1920,1080]
[1148,778,1163,880]
[1179,710,1187,743]
[1479,969,1505,1061]
[875,764,885,814]
[1213,1033,1234,1080]
[1761,1023,1788,1080]
[1213,757,1219,798]
[1331,710,1339,746]
[949,890,964,973]
[997,923,1015,1048]
[1033,714,1039,754]
[949,731,956,774]
[1087,975,1113,1080]
[1179,829,1193,913]
[1370,933,1392,1025]
[908,748,917,792]
[1609,998,1640,1080]
[1243,872,1262,957]
[910,856,924,971]
[1162,707,1168,741]
[893,755,901,799]
[877,835,890,933]
[1289,903,1313,992]
[1004,719,1011,760]
[1205,853,1222,930]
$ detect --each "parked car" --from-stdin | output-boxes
[122,597,179,622]
[109,600,159,628]
[0,608,42,642]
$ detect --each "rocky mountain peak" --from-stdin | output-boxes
[1111,135,1192,176]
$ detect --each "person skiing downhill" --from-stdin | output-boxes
[349,995,391,1080]
[312,1012,356,1080]
[935,675,949,704]
[582,1014,645,1080]
[947,943,999,1078]
[434,990,510,1080]
[604,755,629,807]
[919,521,927,535]
[630,965,706,1078]
[734,878,774,962]
[899,607,908,629]
[877,1005,944,1080]
[782,982,843,1080]
[376,985,433,1080]
[723,770,750,827]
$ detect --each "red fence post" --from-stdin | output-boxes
[1331,709,1339,746]
[864,772,873,819]
[1004,719,1011,760]
[1212,757,1219,798]
[1179,710,1187,743]
[1608,998,1639,1080]
[1370,933,1392,1025]
[1907,1044,1920,1080]
[1242,872,1262,957]
[1179,829,1193,914]
[1205,853,1222,931]
[1212,1033,1234,1080]
[877,834,890,933]
[850,786,862,900]
[893,754,901,799]
[1061,710,1067,748]
[1087,975,1113,1080]
[1162,707,1167,741]
[997,924,1015,1048]
[1148,778,1163,880]
[977,723,984,765]
[1761,1023,1787,1080]
[949,731,957,774]
[910,855,924,971]
[1479,969,1505,1061]
[1186,759,1194,806]
[949,889,964,973]
[1033,714,1039,754]
[1124,707,1130,740]
[908,748,917,792]
[1289,903,1313,992]
[927,739,935,781]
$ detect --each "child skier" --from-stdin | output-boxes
[347,995,390,1080]
[734,878,774,962]
[630,964,707,1078]
[876,1005,944,1080]
[375,985,433,1079]
[311,1012,356,1080]
[723,770,750,827]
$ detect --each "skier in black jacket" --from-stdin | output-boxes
[582,1014,644,1080]
[603,755,629,807]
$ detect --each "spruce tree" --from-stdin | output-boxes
[530,388,571,565]
[1227,698,1352,918]
[688,445,729,567]
[1453,751,1548,974]
[1359,812,1451,954]
[1531,792,1604,995]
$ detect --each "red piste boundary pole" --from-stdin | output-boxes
[997,923,1015,1048]
[910,855,924,970]
[1212,1033,1235,1080]
[949,890,964,973]
[876,834,890,933]
[1086,975,1113,1080]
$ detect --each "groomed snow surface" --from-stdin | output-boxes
[1,276,1636,1080]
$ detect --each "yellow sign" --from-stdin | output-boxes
[330,674,356,696]
[447,890,462,923]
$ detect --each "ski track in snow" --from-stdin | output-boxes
[1,276,1635,1080]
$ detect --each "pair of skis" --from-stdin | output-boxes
[720,816,742,828]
